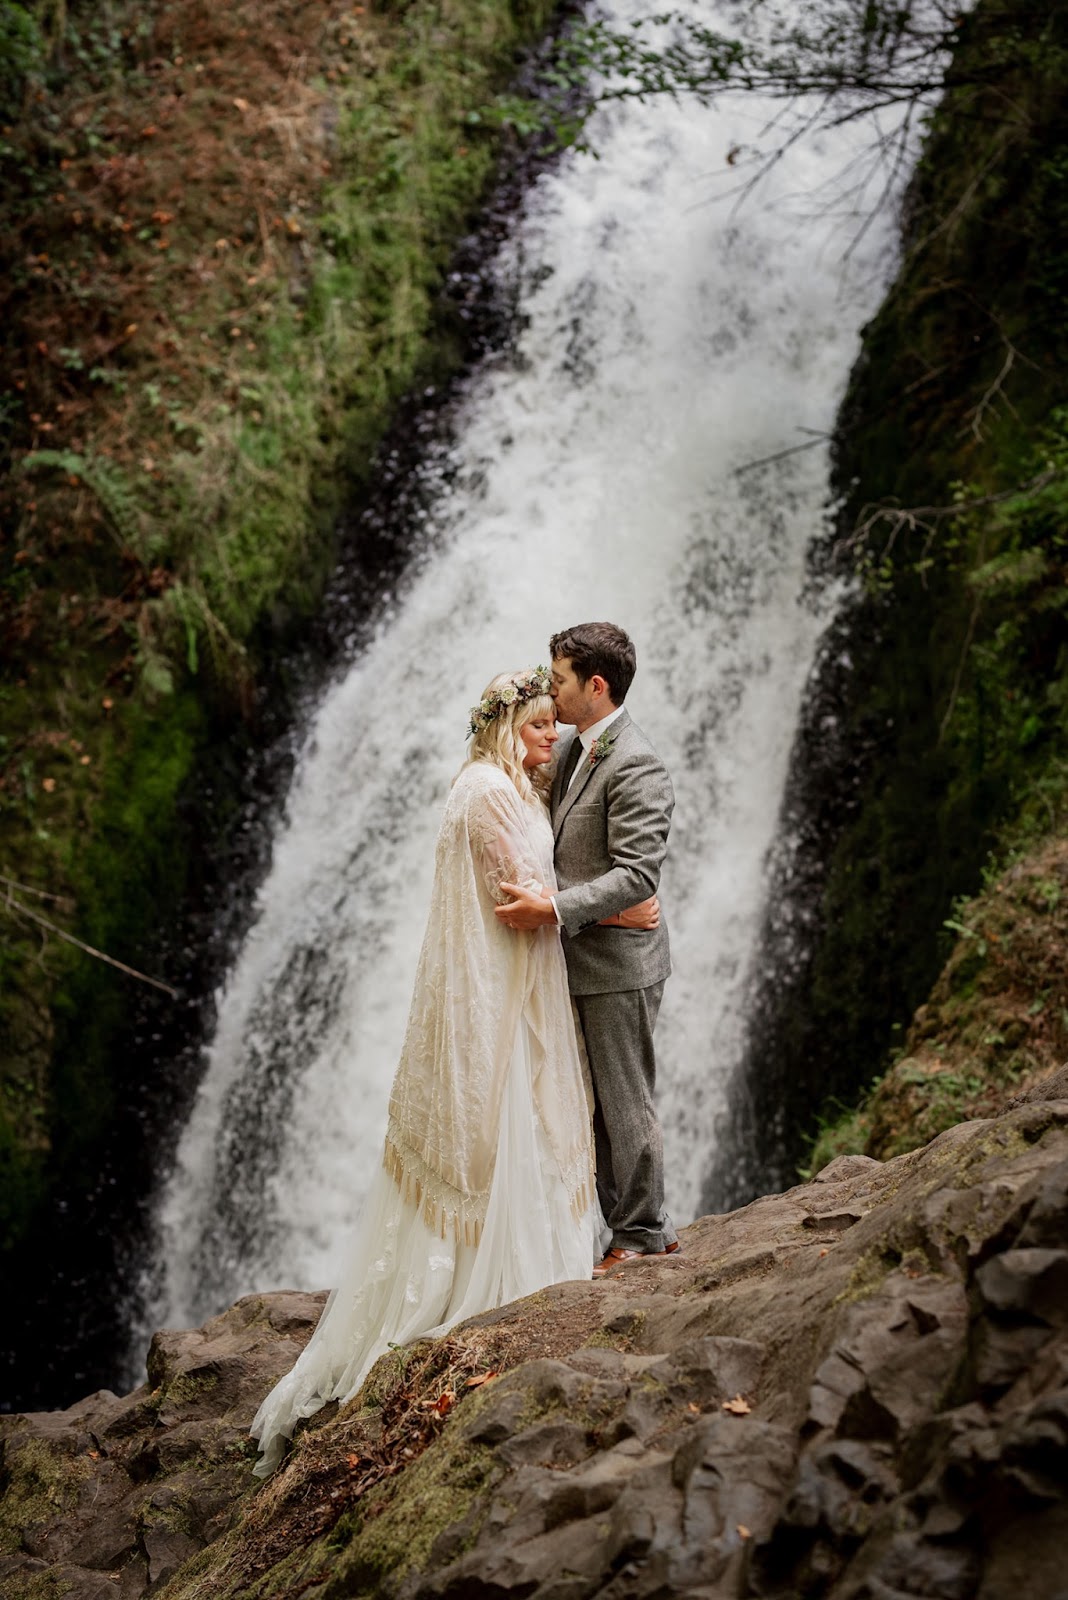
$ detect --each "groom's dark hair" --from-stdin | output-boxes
[550,622,636,705]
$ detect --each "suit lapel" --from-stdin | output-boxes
[551,731,579,817]
[552,708,631,842]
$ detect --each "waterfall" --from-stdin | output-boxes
[141,9,909,1338]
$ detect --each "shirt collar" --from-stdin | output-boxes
[577,703,626,751]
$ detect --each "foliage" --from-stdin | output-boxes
[802,830,1068,1171]
[0,3,41,120]
[0,0,556,1269]
[494,1,999,161]
[712,0,1068,1196]
[22,448,146,555]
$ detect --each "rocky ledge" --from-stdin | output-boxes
[2,1086,1066,1600]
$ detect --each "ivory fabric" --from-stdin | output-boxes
[249,760,598,1476]
[385,761,595,1240]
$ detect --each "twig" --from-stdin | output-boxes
[841,469,1059,554]
[735,433,830,475]
[962,341,1016,440]
[2,892,180,999]
[0,871,74,907]
[939,590,981,743]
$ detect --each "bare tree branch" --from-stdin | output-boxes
[1,882,180,999]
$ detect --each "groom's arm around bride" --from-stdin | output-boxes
[496,622,678,1272]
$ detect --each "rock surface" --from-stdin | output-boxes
[3,1096,1067,1599]
[0,1290,326,1599]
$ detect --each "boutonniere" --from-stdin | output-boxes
[589,731,617,768]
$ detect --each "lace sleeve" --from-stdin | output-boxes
[467,777,544,905]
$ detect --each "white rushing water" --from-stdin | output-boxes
[142,7,910,1336]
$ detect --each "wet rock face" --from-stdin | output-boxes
[0,1290,325,1599]
[1,1104,1066,1600]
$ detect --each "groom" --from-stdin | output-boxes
[496,621,678,1275]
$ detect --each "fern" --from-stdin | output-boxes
[22,448,146,556]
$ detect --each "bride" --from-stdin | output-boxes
[250,666,655,1476]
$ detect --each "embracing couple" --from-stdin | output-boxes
[251,622,677,1477]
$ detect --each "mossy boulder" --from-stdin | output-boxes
[808,835,1068,1171]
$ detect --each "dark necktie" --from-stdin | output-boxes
[561,736,584,791]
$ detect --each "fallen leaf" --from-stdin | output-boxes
[80,755,91,766]
[102,698,114,711]
[42,777,56,792]
[737,1523,751,1539]
[687,1402,700,1414]
[464,1370,499,1389]
[345,1452,363,1469]
[233,96,251,112]
[432,1391,453,1416]
[721,1395,751,1416]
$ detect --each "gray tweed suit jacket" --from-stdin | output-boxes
[550,708,674,997]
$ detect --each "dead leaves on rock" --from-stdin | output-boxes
[721,1394,752,1416]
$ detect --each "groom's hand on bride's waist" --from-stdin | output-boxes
[495,883,557,930]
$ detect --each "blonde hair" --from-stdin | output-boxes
[463,671,556,805]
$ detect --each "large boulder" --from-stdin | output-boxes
[2,1097,1066,1599]
[0,1290,325,1599]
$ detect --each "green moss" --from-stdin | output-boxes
[152,1368,221,1412]
[801,1099,875,1177]
[833,1246,902,1307]
[0,1437,90,1556]
[0,1574,73,1600]
[583,1310,648,1354]
[322,1425,499,1596]
[0,0,558,1263]
[788,0,1068,1160]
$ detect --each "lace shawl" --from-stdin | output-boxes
[384,762,594,1245]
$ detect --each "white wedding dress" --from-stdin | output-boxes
[251,762,600,1477]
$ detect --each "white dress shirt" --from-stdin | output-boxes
[564,703,627,789]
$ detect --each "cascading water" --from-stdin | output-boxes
[140,6,911,1342]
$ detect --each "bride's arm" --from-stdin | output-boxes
[468,781,546,906]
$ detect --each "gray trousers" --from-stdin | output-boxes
[573,981,677,1253]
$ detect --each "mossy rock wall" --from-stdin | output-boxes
[705,0,1068,1204]
[0,0,558,1397]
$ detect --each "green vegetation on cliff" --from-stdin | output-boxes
[0,0,556,1257]
[798,0,1068,1163]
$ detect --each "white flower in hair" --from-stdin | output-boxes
[467,666,551,737]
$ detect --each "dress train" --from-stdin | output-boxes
[250,1015,600,1476]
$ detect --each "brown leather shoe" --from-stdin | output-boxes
[592,1241,681,1279]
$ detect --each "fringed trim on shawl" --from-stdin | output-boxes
[383,1127,490,1249]
[561,1154,596,1228]
[383,1124,596,1248]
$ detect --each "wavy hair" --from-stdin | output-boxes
[462,670,556,805]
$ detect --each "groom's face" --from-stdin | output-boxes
[550,657,597,729]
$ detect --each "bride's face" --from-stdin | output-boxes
[519,710,559,770]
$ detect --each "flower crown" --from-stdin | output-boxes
[468,666,552,737]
